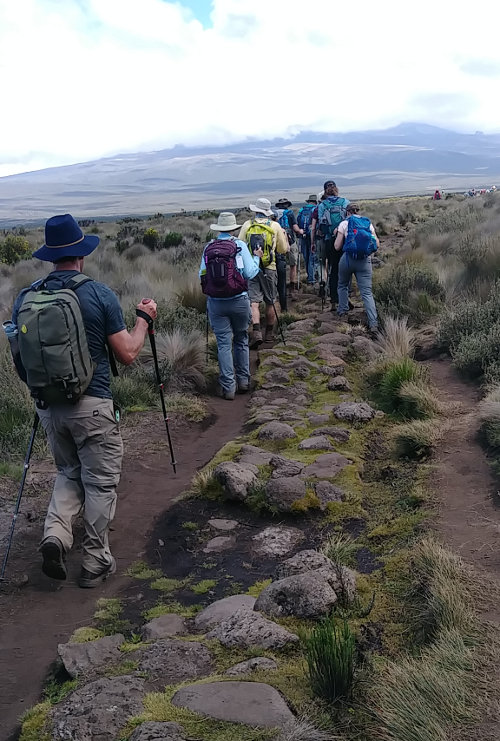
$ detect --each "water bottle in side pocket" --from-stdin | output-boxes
[2,320,27,382]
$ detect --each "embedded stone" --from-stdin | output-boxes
[313,480,345,508]
[265,477,308,511]
[207,609,299,649]
[258,422,297,441]
[252,525,305,557]
[266,368,291,384]
[194,595,256,631]
[51,676,145,741]
[351,336,380,359]
[238,445,274,466]
[58,634,125,679]
[137,639,213,688]
[203,536,235,553]
[298,436,334,451]
[333,401,376,422]
[270,455,304,478]
[303,452,352,478]
[225,657,278,676]
[311,426,351,442]
[129,722,187,741]
[213,461,258,501]
[171,681,295,728]
[320,363,345,377]
[208,518,239,531]
[312,332,351,346]
[142,615,186,640]
[275,549,335,578]
[308,413,330,426]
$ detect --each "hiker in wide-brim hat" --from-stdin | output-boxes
[275,197,292,208]
[33,214,100,262]
[210,212,242,232]
[306,194,317,204]
[249,197,274,217]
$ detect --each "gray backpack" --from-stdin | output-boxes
[17,274,95,404]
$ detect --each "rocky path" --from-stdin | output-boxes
[0,393,251,741]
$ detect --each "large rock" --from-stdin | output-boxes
[308,413,330,426]
[258,422,297,441]
[303,452,352,479]
[129,722,187,741]
[351,336,380,359]
[298,436,334,451]
[327,376,351,391]
[58,633,125,678]
[265,476,308,512]
[225,657,278,676]
[194,595,256,631]
[333,401,376,422]
[142,615,186,640]
[137,639,213,688]
[269,455,304,478]
[203,535,235,553]
[172,681,294,728]
[207,608,299,649]
[252,525,305,557]
[275,549,336,578]
[288,318,316,332]
[208,518,238,531]
[320,363,345,377]
[213,461,258,501]
[254,566,356,619]
[238,444,273,466]
[51,676,145,741]
[315,345,348,363]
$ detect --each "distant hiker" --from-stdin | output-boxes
[239,197,289,347]
[433,189,442,200]
[200,211,260,400]
[10,214,157,587]
[310,193,327,292]
[297,195,318,285]
[275,198,304,297]
[334,204,379,334]
[317,180,350,311]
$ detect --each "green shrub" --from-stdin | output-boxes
[110,368,157,412]
[163,231,184,248]
[374,262,444,324]
[143,227,160,249]
[124,301,206,335]
[304,617,356,704]
[452,322,500,379]
[0,234,32,265]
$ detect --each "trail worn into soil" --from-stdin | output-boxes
[428,358,500,586]
[0,393,249,741]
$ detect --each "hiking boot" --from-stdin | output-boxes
[237,382,249,394]
[78,557,116,589]
[368,325,379,340]
[348,299,355,310]
[265,328,276,342]
[222,388,235,400]
[41,537,67,580]
[249,329,263,349]
[318,281,326,298]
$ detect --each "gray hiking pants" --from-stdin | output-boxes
[37,396,123,573]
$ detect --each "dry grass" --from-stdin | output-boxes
[377,316,415,359]
[142,329,206,391]
[393,419,448,459]
[478,384,500,423]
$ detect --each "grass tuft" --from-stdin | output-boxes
[303,617,357,704]
[377,316,415,359]
[393,419,446,460]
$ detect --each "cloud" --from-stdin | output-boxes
[1,0,500,176]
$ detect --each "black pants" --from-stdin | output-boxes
[276,254,287,312]
[325,240,341,306]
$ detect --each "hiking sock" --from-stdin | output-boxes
[252,323,260,332]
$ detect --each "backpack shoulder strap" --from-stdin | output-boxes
[65,273,93,291]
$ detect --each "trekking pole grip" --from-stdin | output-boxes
[136,308,154,331]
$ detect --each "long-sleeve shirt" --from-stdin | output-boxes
[199,233,260,299]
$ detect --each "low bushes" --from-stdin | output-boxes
[393,419,446,460]
[373,262,444,324]
[370,357,432,419]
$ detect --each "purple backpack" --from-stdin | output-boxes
[201,239,248,298]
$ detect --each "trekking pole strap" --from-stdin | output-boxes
[136,309,154,328]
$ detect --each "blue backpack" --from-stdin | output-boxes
[317,197,349,238]
[343,215,377,259]
[297,204,315,235]
[277,208,291,232]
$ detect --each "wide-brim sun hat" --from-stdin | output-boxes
[33,213,99,262]
[306,194,317,203]
[210,211,241,232]
[275,198,292,208]
[249,197,273,217]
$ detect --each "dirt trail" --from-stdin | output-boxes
[427,358,500,588]
[0,392,250,741]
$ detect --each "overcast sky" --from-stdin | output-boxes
[1,0,499,177]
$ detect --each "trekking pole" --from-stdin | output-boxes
[137,308,177,473]
[0,413,39,581]
[297,248,301,291]
[205,307,209,364]
[260,272,286,346]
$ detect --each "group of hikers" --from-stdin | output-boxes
[4,180,379,587]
